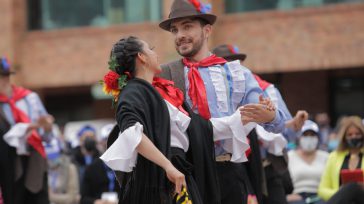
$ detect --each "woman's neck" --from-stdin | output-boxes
[299,149,316,157]
[135,69,154,84]
[350,148,362,155]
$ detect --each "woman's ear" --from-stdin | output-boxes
[136,52,147,65]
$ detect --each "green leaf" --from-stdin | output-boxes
[118,75,127,89]
[108,55,119,72]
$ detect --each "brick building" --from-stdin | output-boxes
[1,0,364,125]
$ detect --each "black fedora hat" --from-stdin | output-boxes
[159,0,216,31]
[0,57,15,76]
[212,44,247,62]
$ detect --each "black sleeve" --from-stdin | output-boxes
[116,86,147,133]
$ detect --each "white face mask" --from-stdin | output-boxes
[299,136,318,152]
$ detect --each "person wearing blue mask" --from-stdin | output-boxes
[287,120,328,204]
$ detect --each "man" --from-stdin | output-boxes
[0,56,54,204]
[158,1,287,203]
[212,44,309,204]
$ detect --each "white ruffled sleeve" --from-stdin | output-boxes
[165,100,190,152]
[210,110,256,163]
[256,125,287,156]
[4,123,31,155]
[100,122,143,172]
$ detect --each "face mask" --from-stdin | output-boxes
[328,139,339,151]
[346,138,363,148]
[84,137,97,152]
[299,136,318,152]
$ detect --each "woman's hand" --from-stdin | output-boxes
[164,162,186,194]
[135,135,187,194]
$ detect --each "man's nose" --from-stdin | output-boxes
[176,30,186,41]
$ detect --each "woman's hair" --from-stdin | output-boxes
[337,116,364,151]
[110,36,144,76]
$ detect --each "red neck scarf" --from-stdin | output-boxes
[253,74,271,91]
[152,77,189,116]
[182,54,227,119]
[0,86,46,158]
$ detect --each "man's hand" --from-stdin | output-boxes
[258,95,276,112]
[36,114,54,132]
[239,105,276,125]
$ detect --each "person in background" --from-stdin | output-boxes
[72,125,100,184]
[287,120,328,204]
[97,124,115,154]
[326,116,348,152]
[318,116,364,204]
[80,158,119,204]
[0,56,54,204]
[45,137,79,204]
[212,44,308,204]
[315,113,333,150]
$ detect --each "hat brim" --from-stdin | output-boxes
[159,14,217,31]
[0,71,15,76]
[224,54,247,62]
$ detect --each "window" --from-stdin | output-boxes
[224,0,364,14]
[331,77,364,121]
[27,0,162,30]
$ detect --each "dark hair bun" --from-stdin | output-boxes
[111,36,143,76]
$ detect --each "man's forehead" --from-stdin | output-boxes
[170,17,198,27]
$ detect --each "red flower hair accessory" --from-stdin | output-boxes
[100,55,128,105]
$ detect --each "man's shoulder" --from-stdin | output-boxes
[159,59,183,80]
[161,59,183,70]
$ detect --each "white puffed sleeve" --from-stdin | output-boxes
[256,125,287,156]
[4,123,31,155]
[100,122,143,172]
[210,110,256,163]
[165,100,190,152]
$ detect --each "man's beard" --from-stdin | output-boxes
[176,32,205,58]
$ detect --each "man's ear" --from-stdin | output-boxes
[203,24,212,39]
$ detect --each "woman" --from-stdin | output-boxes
[100,36,257,204]
[287,120,328,204]
[318,116,364,204]
[101,36,193,204]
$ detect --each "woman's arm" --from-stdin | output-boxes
[318,153,337,201]
[137,134,186,194]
